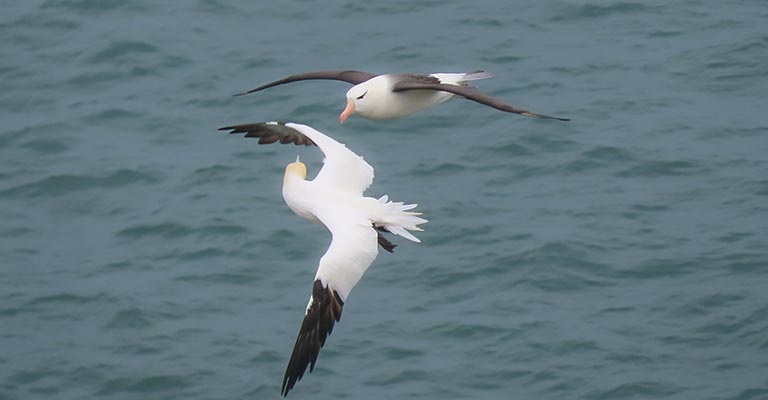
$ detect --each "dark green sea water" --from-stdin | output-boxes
[2,1,767,399]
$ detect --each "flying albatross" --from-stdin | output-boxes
[234,70,571,123]
[218,121,427,396]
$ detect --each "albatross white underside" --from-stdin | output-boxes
[218,121,427,397]
[234,69,571,122]
[339,71,491,121]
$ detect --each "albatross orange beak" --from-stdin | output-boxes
[339,98,355,124]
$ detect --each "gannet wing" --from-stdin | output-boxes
[219,122,316,145]
[219,122,374,195]
[281,207,378,396]
[391,80,571,121]
[235,70,378,96]
[284,123,374,195]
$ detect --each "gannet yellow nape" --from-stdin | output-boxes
[232,69,571,122]
[218,121,427,396]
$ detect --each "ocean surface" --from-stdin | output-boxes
[2,1,767,399]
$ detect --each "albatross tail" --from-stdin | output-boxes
[374,195,428,243]
[431,70,494,86]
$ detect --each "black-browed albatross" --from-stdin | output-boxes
[234,70,571,123]
[218,121,427,396]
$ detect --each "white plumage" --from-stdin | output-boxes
[234,69,570,122]
[342,71,494,121]
[218,121,427,396]
[279,122,425,300]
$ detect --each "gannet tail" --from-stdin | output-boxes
[374,195,428,243]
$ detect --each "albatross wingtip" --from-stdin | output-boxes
[521,112,571,122]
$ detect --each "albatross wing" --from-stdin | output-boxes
[391,80,571,121]
[235,70,378,96]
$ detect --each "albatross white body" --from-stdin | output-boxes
[341,72,492,121]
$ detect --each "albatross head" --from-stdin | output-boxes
[340,84,368,124]
[341,76,398,123]
[341,75,393,123]
[285,156,307,180]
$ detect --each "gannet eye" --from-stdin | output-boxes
[356,91,367,100]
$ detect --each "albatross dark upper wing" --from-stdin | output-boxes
[282,280,344,397]
[235,70,379,96]
[218,122,317,146]
[391,81,571,121]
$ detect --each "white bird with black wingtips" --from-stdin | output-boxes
[218,121,427,397]
[234,69,571,123]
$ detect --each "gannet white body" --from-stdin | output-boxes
[234,70,570,123]
[219,121,427,396]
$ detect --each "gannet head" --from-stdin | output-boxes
[285,155,307,180]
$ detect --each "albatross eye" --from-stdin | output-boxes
[356,91,367,100]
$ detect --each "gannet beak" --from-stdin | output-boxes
[339,98,355,124]
[295,155,301,163]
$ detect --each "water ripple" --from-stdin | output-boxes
[41,0,147,14]
[116,222,247,239]
[551,3,657,21]
[95,375,191,396]
[105,308,154,330]
[0,169,159,198]
[589,381,683,399]
[3,1,767,399]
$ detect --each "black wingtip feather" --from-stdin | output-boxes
[375,226,398,253]
[218,122,317,146]
[281,280,344,397]
[521,112,571,122]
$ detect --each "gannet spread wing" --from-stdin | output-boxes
[219,122,316,146]
[282,205,378,396]
[219,122,373,195]
[285,123,374,196]
[235,70,378,96]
